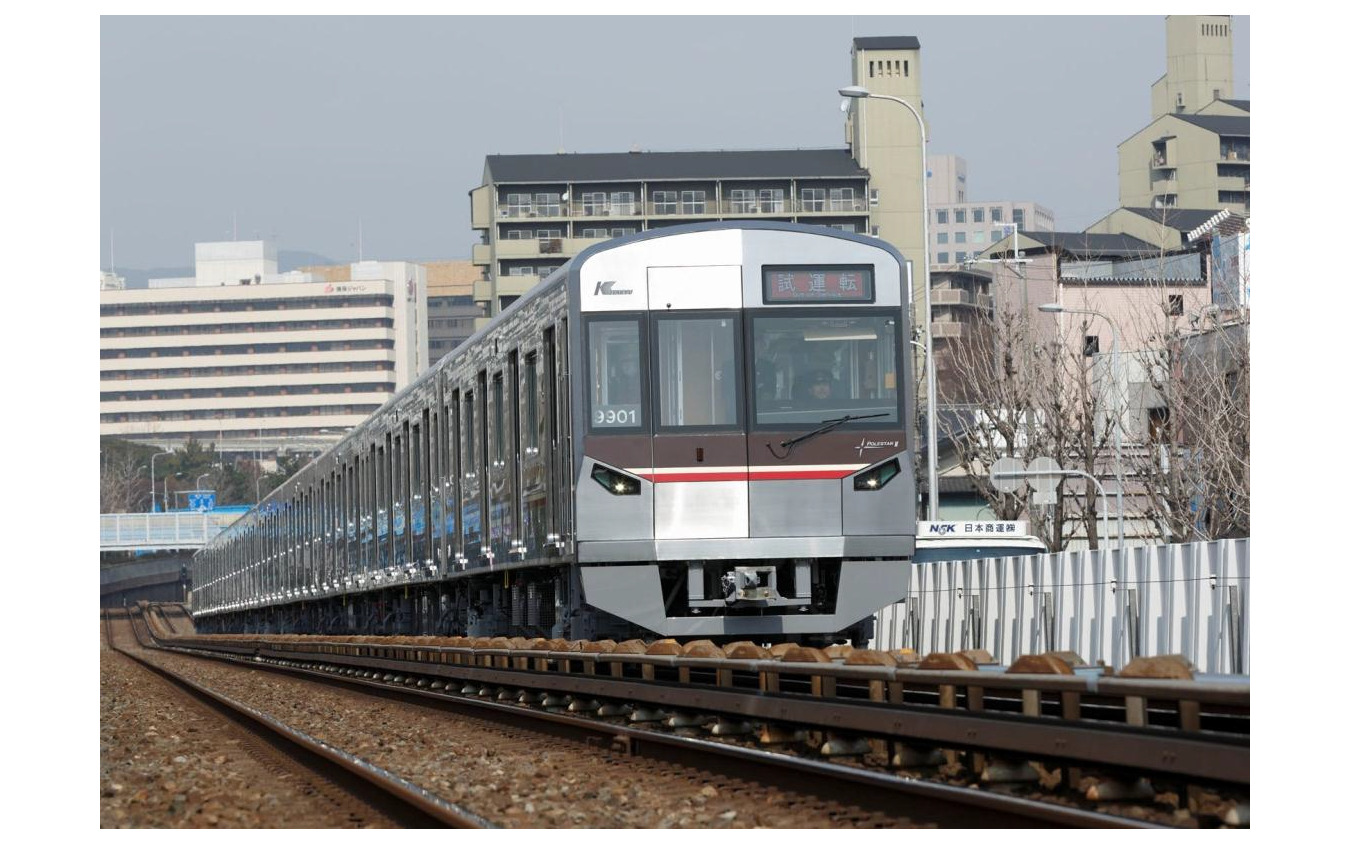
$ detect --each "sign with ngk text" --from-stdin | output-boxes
[918,520,1028,537]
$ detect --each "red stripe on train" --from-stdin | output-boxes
[635,470,856,482]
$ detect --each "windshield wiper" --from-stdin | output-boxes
[765,412,891,461]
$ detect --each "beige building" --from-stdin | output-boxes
[101,240,428,455]
[1120,15,1249,215]
[424,260,483,360]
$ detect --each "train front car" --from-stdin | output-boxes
[570,223,917,643]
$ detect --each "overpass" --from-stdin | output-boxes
[100,508,247,552]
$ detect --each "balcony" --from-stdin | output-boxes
[471,243,491,266]
[931,289,972,306]
[494,236,608,259]
[494,198,869,219]
[930,323,970,339]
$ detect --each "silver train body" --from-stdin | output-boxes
[192,222,917,642]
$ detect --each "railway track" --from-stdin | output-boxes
[103,610,493,828]
[125,603,1250,827]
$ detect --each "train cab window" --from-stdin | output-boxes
[586,318,644,430]
[751,313,900,427]
[655,316,739,428]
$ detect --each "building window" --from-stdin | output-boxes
[582,192,607,215]
[1168,295,1184,316]
[954,231,966,244]
[972,231,985,243]
[937,252,949,264]
[1083,335,1100,357]
[581,227,607,238]
[680,190,707,214]
[505,193,531,217]
[991,207,1003,222]
[759,188,785,213]
[610,191,636,214]
[936,209,948,225]
[1012,208,1025,227]
[730,189,756,213]
[828,187,855,211]
[869,188,880,208]
[972,208,984,223]
[801,188,825,212]
[937,232,948,245]
[612,227,637,236]
[534,193,560,215]
[955,251,967,263]
[653,191,678,214]
[954,209,966,224]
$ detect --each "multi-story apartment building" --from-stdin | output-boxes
[468,149,872,320]
[1118,15,1249,215]
[100,240,428,456]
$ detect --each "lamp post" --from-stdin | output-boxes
[164,471,185,513]
[840,84,938,519]
[149,449,173,512]
[1038,303,1126,551]
[196,473,211,490]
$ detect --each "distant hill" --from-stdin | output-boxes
[113,249,340,289]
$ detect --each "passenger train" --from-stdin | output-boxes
[192,222,918,644]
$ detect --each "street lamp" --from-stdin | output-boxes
[840,84,938,519]
[165,471,185,512]
[1038,303,1126,550]
[196,473,211,490]
[149,449,173,512]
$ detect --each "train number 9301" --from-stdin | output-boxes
[594,406,640,426]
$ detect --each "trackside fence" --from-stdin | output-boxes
[873,539,1250,674]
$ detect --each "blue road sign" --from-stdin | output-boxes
[188,492,217,512]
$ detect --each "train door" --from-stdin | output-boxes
[647,265,747,541]
[548,321,571,548]
[518,346,549,557]
[649,311,746,539]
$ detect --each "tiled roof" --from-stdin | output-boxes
[485,149,867,184]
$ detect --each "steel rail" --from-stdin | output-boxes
[105,611,495,829]
[159,639,1162,829]
[174,637,1246,786]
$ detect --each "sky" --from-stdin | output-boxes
[100,14,1250,272]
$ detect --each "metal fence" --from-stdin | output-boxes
[100,511,241,551]
[873,539,1249,674]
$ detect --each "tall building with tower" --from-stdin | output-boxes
[1119,15,1248,215]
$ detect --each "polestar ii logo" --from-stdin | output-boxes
[594,280,634,296]
[856,438,901,458]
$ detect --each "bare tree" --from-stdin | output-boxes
[1030,321,1116,551]
[1128,306,1250,541]
[100,449,146,513]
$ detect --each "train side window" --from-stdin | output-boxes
[524,352,539,451]
[463,391,476,467]
[492,373,505,462]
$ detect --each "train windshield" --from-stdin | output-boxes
[751,312,899,426]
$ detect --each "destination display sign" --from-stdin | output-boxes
[762,266,874,304]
